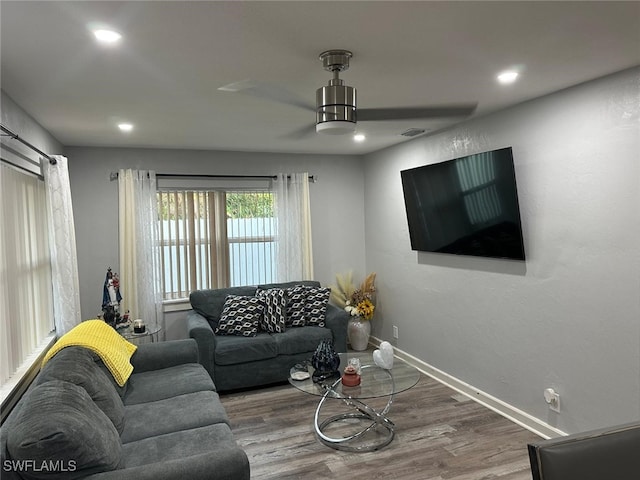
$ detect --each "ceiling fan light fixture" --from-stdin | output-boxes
[316,121,356,135]
[315,82,356,134]
[221,47,478,140]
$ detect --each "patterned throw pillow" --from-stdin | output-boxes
[285,285,309,327]
[256,288,286,333]
[305,287,330,327]
[215,295,264,337]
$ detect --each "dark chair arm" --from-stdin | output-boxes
[528,422,640,480]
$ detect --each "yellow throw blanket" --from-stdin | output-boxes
[43,319,138,386]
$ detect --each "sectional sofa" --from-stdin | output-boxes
[1,339,250,480]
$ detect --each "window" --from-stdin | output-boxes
[1,163,55,393]
[455,152,502,225]
[157,189,276,300]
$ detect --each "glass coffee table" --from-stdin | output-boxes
[289,351,420,452]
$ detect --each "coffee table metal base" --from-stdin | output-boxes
[314,366,396,452]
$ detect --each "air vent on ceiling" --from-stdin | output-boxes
[400,128,426,137]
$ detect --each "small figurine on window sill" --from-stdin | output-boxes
[101,267,128,327]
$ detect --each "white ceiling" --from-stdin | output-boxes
[1,1,639,155]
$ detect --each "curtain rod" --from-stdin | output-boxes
[110,172,316,182]
[0,124,57,165]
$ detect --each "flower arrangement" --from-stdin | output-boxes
[330,271,377,321]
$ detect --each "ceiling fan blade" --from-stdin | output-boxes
[281,123,317,140]
[218,79,315,112]
[358,104,477,121]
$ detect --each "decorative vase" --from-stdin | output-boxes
[347,317,371,351]
[311,339,341,383]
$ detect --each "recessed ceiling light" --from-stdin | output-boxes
[354,134,366,142]
[93,29,122,45]
[118,123,133,132]
[497,70,519,84]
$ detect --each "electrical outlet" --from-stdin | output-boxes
[544,388,561,413]
[392,325,399,339]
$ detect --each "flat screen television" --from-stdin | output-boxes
[400,147,526,261]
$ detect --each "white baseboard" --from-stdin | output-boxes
[369,336,566,440]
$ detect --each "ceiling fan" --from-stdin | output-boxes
[219,49,477,137]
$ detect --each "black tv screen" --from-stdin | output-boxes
[400,147,526,261]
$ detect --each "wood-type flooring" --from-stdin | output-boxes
[221,366,541,480]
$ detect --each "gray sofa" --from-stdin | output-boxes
[187,280,349,391]
[1,339,249,480]
[528,422,640,480]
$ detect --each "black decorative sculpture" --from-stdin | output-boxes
[311,339,340,383]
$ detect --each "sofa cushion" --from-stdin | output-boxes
[215,295,264,337]
[190,286,257,329]
[214,333,278,366]
[124,363,215,405]
[42,319,137,388]
[120,423,241,470]
[285,285,309,327]
[121,391,229,443]
[6,380,122,479]
[259,282,321,329]
[36,346,125,434]
[285,284,330,327]
[256,288,286,333]
[92,352,128,398]
[273,326,333,355]
[305,286,330,327]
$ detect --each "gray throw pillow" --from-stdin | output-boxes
[305,286,330,327]
[190,286,257,329]
[286,285,309,327]
[215,295,264,336]
[37,346,125,434]
[256,288,287,333]
[7,380,122,480]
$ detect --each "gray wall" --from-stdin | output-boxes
[363,67,640,434]
[65,146,366,338]
[1,91,63,173]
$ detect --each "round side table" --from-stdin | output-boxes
[117,322,162,343]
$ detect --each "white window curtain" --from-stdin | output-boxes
[273,172,313,281]
[118,169,163,330]
[1,163,54,388]
[43,155,81,335]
